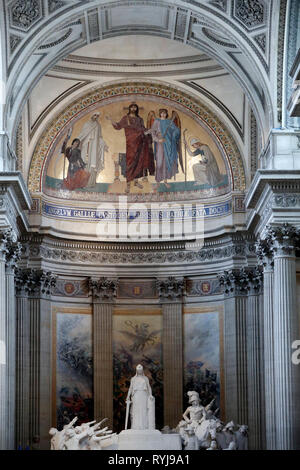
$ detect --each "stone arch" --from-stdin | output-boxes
[4,0,275,149]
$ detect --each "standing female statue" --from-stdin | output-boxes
[125,364,155,430]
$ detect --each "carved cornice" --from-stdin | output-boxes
[15,268,57,297]
[19,233,256,266]
[157,277,185,301]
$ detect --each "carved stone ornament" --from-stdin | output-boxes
[247,266,263,294]
[0,228,21,267]
[10,0,42,31]
[48,0,64,13]
[265,223,300,256]
[15,268,57,296]
[38,241,252,265]
[208,0,227,12]
[255,237,274,267]
[218,268,259,295]
[86,277,118,301]
[156,277,185,301]
[234,0,265,29]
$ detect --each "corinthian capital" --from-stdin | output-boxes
[255,237,274,268]
[87,277,118,301]
[15,268,57,296]
[267,223,300,256]
[218,268,259,296]
[157,277,185,301]
[0,228,21,267]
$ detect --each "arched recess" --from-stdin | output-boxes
[27,81,246,195]
[4,0,274,151]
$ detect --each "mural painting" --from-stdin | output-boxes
[184,311,221,416]
[53,310,93,430]
[113,312,163,433]
[45,98,229,199]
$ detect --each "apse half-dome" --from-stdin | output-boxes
[28,82,245,242]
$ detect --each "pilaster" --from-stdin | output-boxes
[88,277,118,427]
[157,277,184,429]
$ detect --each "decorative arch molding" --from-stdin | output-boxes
[27,81,246,194]
[4,0,275,147]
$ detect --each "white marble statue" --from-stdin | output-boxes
[236,424,248,450]
[213,421,227,450]
[49,417,115,450]
[223,420,237,448]
[176,390,249,450]
[183,425,199,450]
[224,441,237,450]
[182,391,206,429]
[49,416,78,450]
[180,391,215,448]
[206,440,218,450]
[126,364,155,430]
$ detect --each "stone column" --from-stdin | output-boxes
[89,277,118,427]
[219,270,248,425]
[271,224,300,449]
[256,238,276,449]
[0,229,21,450]
[247,267,264,449]
[15,269,56,449]
[5,238,22,449]
[157,277,184,429]
[0,232,7,450]
[15,287,30,448]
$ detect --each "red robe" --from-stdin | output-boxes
[113,115,154,182]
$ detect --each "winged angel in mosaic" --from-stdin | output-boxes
[119,320,161,352]
[145,109,184,190]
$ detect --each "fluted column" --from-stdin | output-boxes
[0,229,21,450]
[15,269,56,449]
[247,268,264,449]
[256,238,276,449]
[15,293,30,448]
[157,277,184,428]
[0,235,7,450]
[89,277,118,427]
[5,239,21,450]
[271,224,300,449]
[5,263,16,449]
[219,270,248,425]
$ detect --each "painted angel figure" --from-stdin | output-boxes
[145,109,183,190]
[120,321,160,352]
[183,135,222,187]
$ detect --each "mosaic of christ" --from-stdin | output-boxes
[45,98,229,197]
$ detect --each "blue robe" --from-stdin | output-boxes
[152,119,180,181]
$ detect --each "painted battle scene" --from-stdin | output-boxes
[55,313,93,430]
[113,313,163,433]
[184,312,220,415]
[45,98,229,198]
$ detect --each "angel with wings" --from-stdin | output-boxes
[146,109,183,190]
[120,321,161,353]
